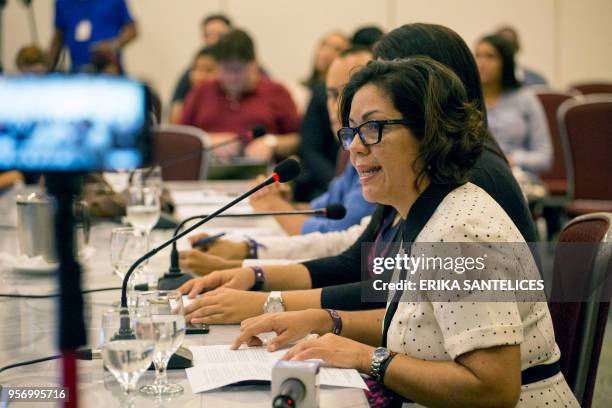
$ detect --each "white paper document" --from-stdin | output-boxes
[186,345,369,393]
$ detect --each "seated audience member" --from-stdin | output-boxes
[48,0,137,73]
[496,25,548,86]
[350,25,384,49]
[294,46,370,202]
[177,23,539,327]
[247,49,377,236]
[185,56,579,408]
[302,31,351,91]
[476,34,552,179]
[292,78,338,201]
[293,29,379,201]
[15,45,48,74]
[170,47,219,124]
[170,14,232,118]
[288,31,350,114]
[180,29,300,161]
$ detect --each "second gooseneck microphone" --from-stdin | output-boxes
[159,203,347,290]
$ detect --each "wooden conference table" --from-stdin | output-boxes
[0,181,368,408]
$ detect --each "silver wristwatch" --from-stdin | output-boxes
[263,291,285,313]
[370,347,392,381]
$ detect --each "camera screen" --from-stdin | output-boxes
[0,75,148,172]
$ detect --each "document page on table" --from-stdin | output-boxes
[186,345,369,393]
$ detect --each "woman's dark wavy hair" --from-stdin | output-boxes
[373,23,507,160]
[478,34,521,91]
[339,57,486,189]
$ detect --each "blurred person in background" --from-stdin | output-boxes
[476,34,552,180]
[292,28,383,202]
[496,25,548,87]
[48,0,138,73]
[302,31,351,90]
[350,25,384,49]
[180,29,300,161]
[15,45,48,74]
[170,14,232,120]
[170,46,219,123]
[288,31,350,114]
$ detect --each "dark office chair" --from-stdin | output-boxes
[558,95,612,216]
[535,90,576,195]
[152,124,210,181]
[570,82,612,96]
[548,212,612,408]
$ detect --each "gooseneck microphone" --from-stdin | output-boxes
[118,158,300,317]
[160,204,347,289]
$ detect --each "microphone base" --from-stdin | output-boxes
[158,273,193,290]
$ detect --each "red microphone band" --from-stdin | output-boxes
[272,173,280,183]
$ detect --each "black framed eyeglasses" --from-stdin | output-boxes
[336,119,410,150]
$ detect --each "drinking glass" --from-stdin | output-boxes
[125,186,161,235]
[110,227,148,281]
[137,290,186,396]
[100,307,155,407]
[130,166,163,194]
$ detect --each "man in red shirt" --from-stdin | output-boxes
[180,29,300,160]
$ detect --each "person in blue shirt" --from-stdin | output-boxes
[48,0,138,73]
[249,49,376,235]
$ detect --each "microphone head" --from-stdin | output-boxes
[324,204,346,220]
[272,158,301,183]
[252,125,267,138]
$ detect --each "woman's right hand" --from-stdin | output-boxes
[230,309,333,351]
[177,267,256,297]
[188,233,250,260]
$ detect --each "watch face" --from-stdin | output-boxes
[266,300,284,313]
[373,348,390,361]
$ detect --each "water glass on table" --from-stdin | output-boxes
[100,306,156,407]
[110,227,149,282]
[136,290,187,396]
[126,186,161,236]
[130,166,163,194]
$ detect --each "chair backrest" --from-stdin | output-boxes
[151,124,211,181]
[570,82,612,95]
[534,90,576,194]
[558,95,612,201]
[548,212,612,408]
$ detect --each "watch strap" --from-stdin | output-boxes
[325,309,343,335]
[250,266,265,291]
[244,236,266,259]
[378,351,398,384]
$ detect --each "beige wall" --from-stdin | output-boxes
[3,0,612,112]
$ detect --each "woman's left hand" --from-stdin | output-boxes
[282,333,375,373]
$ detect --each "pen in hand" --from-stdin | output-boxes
[191,232,226,248]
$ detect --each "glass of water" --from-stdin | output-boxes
[137,290,186,396]
[130,166,163,194]
[110,227,148,281]
[126,186,161,236]
[100,307,155,406]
